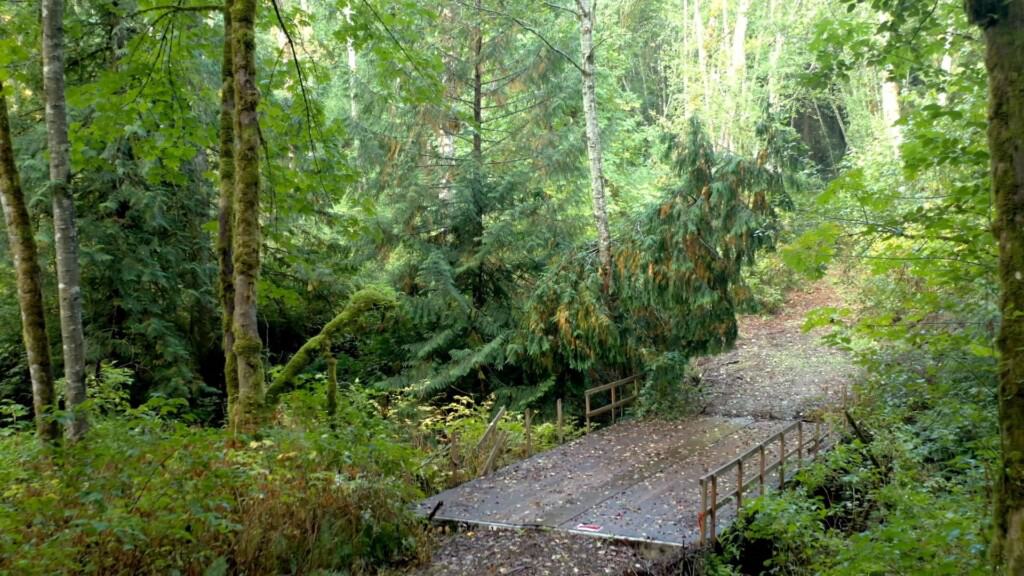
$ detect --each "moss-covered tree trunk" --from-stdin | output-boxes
[0,83,57,441]
[219,1,239,419]
[230,0,264,431]
[967,0,1024,570]
[42,0,87,441]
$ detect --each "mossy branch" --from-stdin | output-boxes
[265,287,399,405]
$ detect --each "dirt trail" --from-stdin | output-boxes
[698,280,856,419]
[409,280,854,576]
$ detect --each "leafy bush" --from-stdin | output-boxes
[720,490,836,575]
[739,252,804,315]
[0,394,426,575]
[415,395,582,490]
[713,323,996,575]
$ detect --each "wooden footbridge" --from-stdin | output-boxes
[418,379,837,547]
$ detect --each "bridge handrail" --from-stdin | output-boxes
[584,374,641,430]
[697,419,840,545]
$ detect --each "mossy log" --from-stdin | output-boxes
[265,287,398,405]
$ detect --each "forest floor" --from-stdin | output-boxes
[409,279,855,576]
[697,279,856,419]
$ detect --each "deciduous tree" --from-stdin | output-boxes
[966,0,1024,570]
[0,83,57,441]
[41,0,87,440]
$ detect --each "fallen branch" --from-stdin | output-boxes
[265,287,398,405]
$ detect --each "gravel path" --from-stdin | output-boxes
[698,280,856,419]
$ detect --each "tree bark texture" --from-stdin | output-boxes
[967,0,1024,570]
[230,0,265,431]
[576,0,613,293]
[0,84,58,441]
[219,1,239,418]
[42,0,87,440]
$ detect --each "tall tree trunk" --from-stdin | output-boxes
[345,3,358,120]
[472,0,483,163]
[0,83,57,441]
[437,4,458,213]
[694,0,709,109]
[219,2,238,418]
[729,0,749,80]
[230,0,265,431]
[576,0,613,293]
[967,0,1024,571]
[42,0,87,441]
[471,0,485,308]
[880,77,902,149]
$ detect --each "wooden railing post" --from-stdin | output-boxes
[779,430,786,489]
[736,458,744,510]
[610,384,617,423]
[814,421,821,455]
[699,477,707,545]
[525,409,533,456]
[759,444,766,496]
[556,399,564,444]
[797,421,804,471]
[585,392,591,432]
[710,474,718,542]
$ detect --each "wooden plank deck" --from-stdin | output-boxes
[417,417,795,546]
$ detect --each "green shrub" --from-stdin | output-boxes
[0,395,426,575]
[415,395,582,490]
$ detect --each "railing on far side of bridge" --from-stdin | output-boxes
[584,374,641,431]
[697,419,840,546]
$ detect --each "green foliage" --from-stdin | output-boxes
[414,395,581,490]
[739,252,804,314]
[0,392,425,575]
[524,117,784,404]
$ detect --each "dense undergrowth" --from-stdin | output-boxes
[707,274,999,575]
[0,368,572,575]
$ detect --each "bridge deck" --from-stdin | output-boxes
[417,416,794,546]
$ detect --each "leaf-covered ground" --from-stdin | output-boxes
[698,279,856,419]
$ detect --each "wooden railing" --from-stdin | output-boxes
[474,406,507,477]
[697,420,837,545]
[584,374,641,431]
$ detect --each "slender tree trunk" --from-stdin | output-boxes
[472,0,483,163]
[694,0,709,109]
[967,0,1024,570]
[345,3,357,119]
[325,354,338,420]
[880,77,902,149]
[219,2,238,418]
[42,0,87,441]
[230,0,265,431]
[576,0,613,293]
[438,4,458,212]
[0,84,57,441]
[730,0,749,80]
[471,0,486,308]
